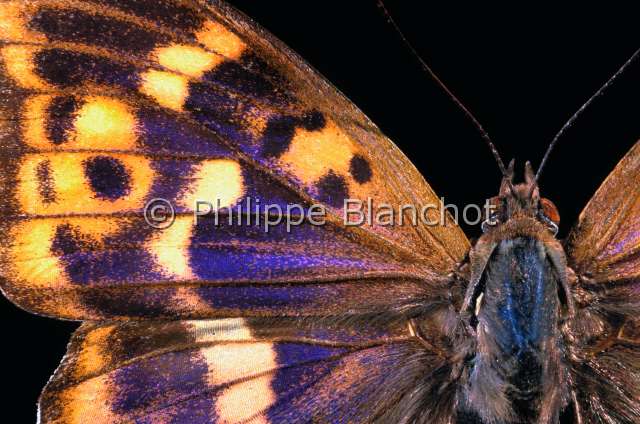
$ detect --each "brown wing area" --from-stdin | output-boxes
[566,139,640,305]
[564,139,640,423]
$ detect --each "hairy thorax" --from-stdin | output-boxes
[461,237,568,424]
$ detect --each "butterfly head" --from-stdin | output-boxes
[482,160,560,236]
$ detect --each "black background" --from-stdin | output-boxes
[3,2,640,421]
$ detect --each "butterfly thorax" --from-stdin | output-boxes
[470,237,567,423]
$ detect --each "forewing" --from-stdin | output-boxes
[0,0,469,319]
[38,318,450,423]
[207,0,469,262]
[564,140,640,423]
[566,139,640,309]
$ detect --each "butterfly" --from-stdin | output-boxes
[0,1,638,423]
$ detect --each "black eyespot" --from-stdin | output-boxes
[84,156,131,200]
[349,154,373,184]
[317,171,349,209]
[260,115,298,158]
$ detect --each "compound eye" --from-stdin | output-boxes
[540,198,560,225]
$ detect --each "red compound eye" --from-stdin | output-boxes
[540,198,560,225]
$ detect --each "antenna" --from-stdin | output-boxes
[377,1,512,183]
[536,47,640,181]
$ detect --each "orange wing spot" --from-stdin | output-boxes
[59,377,119,424]
[179,159,245,210]
[16,153,154,216]
[22,96,138,150]
[75,325,115,379]
[0,2,45,42]
[8,219,68,288]
[196,20,246,59]
[140,70,189,111]
[154,44,222,78]
[279,120,355,185]
[65,216,124,241]
[148,216,194,280]
[73,97,138,150]
[1,45,49,89]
